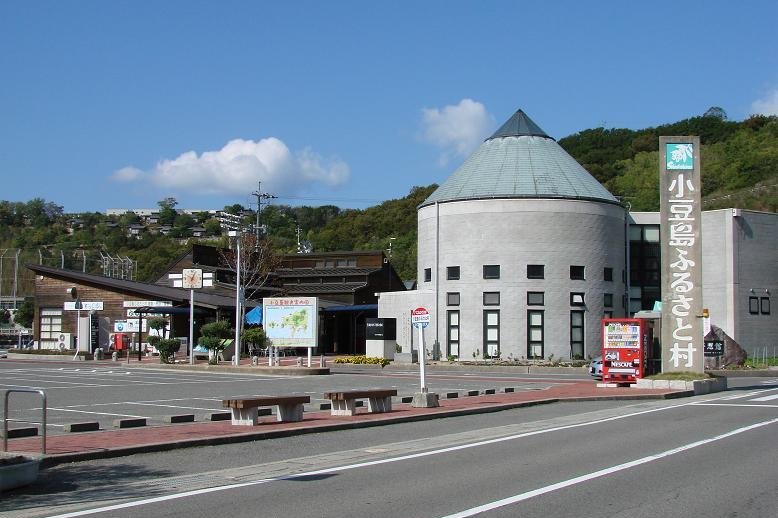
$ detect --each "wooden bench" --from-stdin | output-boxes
[222,395,310,425]
[323,389,398,416]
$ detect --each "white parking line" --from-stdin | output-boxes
[47,407,146,418]
[749,392,778,402]
[125,402,218,411]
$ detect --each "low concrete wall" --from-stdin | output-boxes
[634,376,727,395]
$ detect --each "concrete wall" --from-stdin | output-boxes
[415,199,627,361]
[717,210,778,355]
[377,290,434,356]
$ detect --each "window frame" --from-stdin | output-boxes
[447,310,460,358]
[570,265,585,280]
[483,310,500,358]
[527,291,545,306]
[570,292,586,306]
[570,310,585,360]
[527,309,544,359]
[604,267,613,282]
[483,291,500,306]
[761,297,771,315]
[424,268,432,283]
[527,264,545,279]
[446,292,460,306]
[749,296,759,314]
[604,293,613,308]
[483,264,500,279]
[446,266,460,280]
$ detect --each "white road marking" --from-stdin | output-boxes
[125,402,217,411]
[748,392,778,402]
[44,401,701,517]
[47,407,146,418]
[691,402,778,408]
[719,389,773,400]
[438,417,778,518]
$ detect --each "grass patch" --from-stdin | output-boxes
[646,371,712,381]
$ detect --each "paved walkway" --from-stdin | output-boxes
[4,380,689,467]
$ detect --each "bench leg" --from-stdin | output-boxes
[276,403,304,422]
[330,398,357,416]
[367,396,392,413]
[231,407,259,426]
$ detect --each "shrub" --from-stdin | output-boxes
[333,355,390,367]
[156,339,181,364]
[242,327,268,355]
[200,320,233,339]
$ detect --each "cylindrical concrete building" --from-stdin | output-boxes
[416,109,628,361]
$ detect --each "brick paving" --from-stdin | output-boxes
[3,380,688,466]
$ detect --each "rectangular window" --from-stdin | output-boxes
[483,310,500,358]
[604,310,614,319]
[483,264,500,279]
[570,310,585,359]
[483,292,500,306]
[424,268,432,283]
[604,293,613,308]
[527,264,544,279]
[527,291,544,306]
[570,265,585,280]
[447,310,460,358]
[527,310,544,359]
[570,292,585,306]
[749,296,759,314]
[761,297,771,315]
[447,292,460,306]
[39,308,63,341]
[604,267,613,281]
[447,266,460,280]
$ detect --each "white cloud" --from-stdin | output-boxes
[112,137,349,196]
[420,98,495,166]
[751,88,778,116]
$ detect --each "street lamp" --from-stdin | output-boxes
[229,230,242,367]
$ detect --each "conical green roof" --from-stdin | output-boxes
[420,109,620,208]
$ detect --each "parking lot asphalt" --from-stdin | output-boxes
[1,356,690,466]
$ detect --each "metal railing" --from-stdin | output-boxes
[3,389,46,454]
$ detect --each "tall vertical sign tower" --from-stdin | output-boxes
[660,136,704,373]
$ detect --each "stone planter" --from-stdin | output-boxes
[633,376,727,395]
[0,456,41,492]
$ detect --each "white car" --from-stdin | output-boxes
[589,356,602,378]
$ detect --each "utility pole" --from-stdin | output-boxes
[0,249,6,304]
[13,249,20,309]
[251,181,277,243]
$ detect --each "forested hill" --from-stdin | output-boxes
[1,112,776,288]
[558,112,778,212]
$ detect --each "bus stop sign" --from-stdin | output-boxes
[411,307,430,329]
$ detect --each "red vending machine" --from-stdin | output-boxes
[601,318,651,384]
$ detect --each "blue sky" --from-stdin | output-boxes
[2,1,777,214]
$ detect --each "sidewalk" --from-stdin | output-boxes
[4,381,690,467]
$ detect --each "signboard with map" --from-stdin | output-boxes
[262,297,318,348]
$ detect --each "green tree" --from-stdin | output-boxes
[157,197,178,225]
[14,299,34,328]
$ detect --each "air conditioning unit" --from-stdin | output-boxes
[57,332,72,350]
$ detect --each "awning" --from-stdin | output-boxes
[321,304,378,313]
[245,306,263,325]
